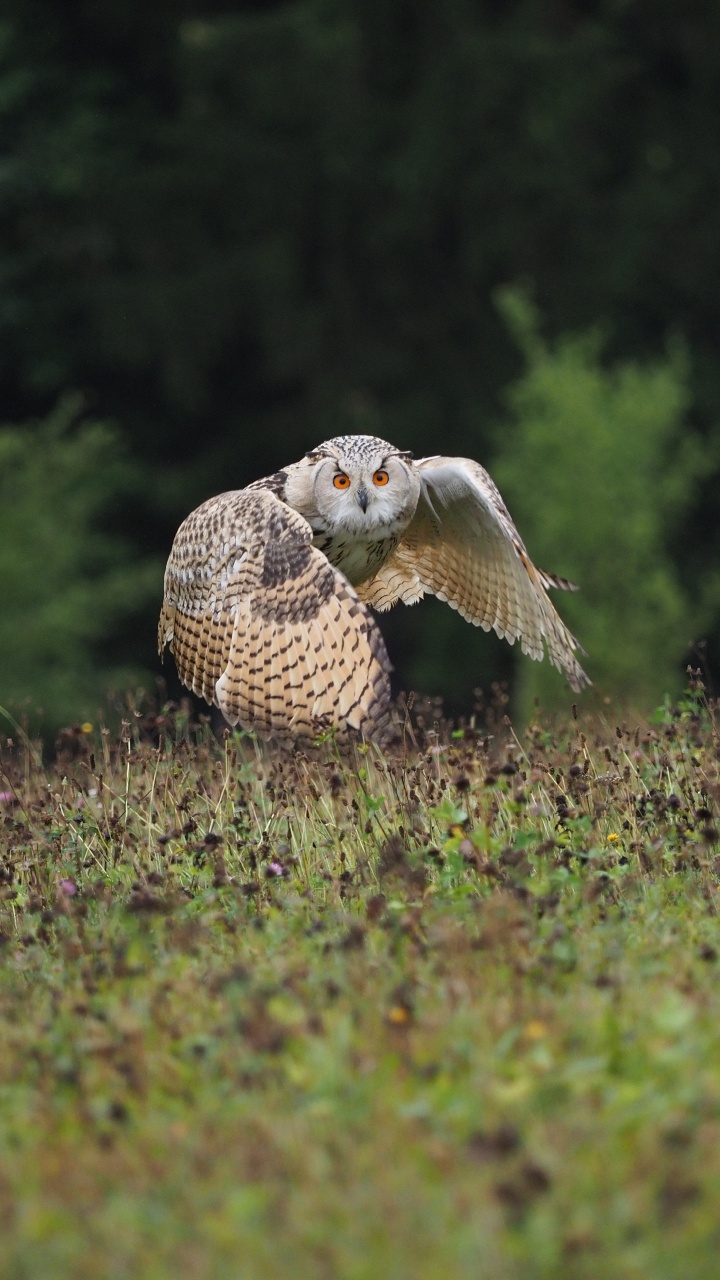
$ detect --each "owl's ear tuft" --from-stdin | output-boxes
[395,450,414,461]
[305,448,331,462]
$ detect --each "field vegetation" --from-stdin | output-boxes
[0,681,719,1277]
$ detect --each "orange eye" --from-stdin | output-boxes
[333,473,351,489]
[373,470,389,486]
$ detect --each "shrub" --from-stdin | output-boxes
[0,396,160,735]
[492,289,718,712]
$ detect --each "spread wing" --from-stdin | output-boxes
[356,456,589,691]
[159,488,392,742]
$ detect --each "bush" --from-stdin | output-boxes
[0,397,161,736]
[491,289,718,713]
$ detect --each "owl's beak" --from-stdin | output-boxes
[357,485,369,513]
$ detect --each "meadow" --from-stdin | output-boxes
[0,681,719,1279]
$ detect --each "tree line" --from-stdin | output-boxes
[2,0,719,731]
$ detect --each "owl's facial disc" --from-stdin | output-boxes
[329,461,386,519]
[302,435,420,537]
[330,461,406,535]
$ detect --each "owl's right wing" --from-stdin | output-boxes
[159,488,392,742]
[356,456,589,691]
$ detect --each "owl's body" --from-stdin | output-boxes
[159,434,589,742]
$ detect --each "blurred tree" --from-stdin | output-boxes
[1,0,719,710]
[0,398,160,735]
[492,288,720,713]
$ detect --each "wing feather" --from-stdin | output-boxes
[357,456,589,691]
[159,488,392,742]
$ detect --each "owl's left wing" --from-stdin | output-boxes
[356,456,589,691]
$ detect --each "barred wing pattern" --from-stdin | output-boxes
[356,456,589,691]
[159,489,392,741]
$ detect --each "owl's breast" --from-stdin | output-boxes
[313,531,398,587]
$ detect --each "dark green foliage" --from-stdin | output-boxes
[493,289,719,711]
[1,0,720,710]
[0,398,160,732]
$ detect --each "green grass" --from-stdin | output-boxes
[0,683,719,1279]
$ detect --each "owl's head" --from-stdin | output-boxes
[297,434,421,535]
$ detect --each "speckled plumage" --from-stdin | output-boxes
[158,488,392,742]
[159,434,589,742]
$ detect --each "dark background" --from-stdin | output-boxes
[2,0,719,731]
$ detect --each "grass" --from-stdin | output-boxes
[0,680,719,1279]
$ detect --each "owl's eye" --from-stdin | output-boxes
[373,470,389,486]
[333,473,351,489]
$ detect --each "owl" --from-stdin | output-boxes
[159,434,589,743]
